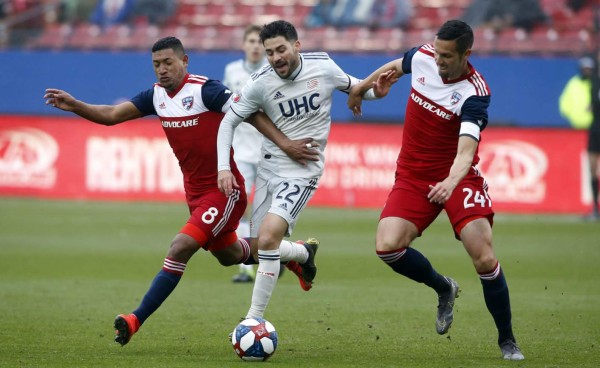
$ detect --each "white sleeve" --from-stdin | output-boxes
[328,56,358,92]
[217,109,244,171]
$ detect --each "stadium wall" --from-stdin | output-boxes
[0,115,593,214]
[0,50,577,127]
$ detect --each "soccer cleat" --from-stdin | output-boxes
[499,338,525,360]
[285,260,312,291]
[114,314,140,347]
[232,272,253,283]
[299,238,319,283]
[435,277,460,335]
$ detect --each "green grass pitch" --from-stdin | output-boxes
[1,197,599,367]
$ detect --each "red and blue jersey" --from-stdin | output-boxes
[131,73,243,200]
[398,44,491,181]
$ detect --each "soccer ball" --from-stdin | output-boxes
[231,317,278,361]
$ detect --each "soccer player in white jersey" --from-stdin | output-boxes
[347,20,524,361]
[216,20,377,320]
[223,25,268,283]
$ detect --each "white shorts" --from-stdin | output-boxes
[236,160,258,195]
[250,167,319,237]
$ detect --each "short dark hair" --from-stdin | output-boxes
[259,20,298,43]
[152,36,185,56]
[243,24,262,40]
[436,20,473,54]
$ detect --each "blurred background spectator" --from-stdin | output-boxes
[90,0,135,29]
[56,0,96,25]
[133,0,176,27]
[559,56,595,130]
[461,0,549,32]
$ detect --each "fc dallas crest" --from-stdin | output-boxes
[182,96,194,110]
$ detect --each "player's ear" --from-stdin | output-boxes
[294,40,301,53]
[182,54,189,67]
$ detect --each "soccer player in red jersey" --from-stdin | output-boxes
[44,36,317,347]
[347,20,524,361]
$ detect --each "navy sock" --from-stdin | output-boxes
[377,247,450,294]
[480,263,514,344]
[133,258,185,325]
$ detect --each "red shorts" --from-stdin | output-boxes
[380,170,494,239]
[180,188,247,251]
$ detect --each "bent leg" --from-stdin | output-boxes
[376,217,451,294]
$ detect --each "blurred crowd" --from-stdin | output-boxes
[0,0,597,53]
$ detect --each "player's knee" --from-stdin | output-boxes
[472,253,497,273]
[375,233,411,252]
[167,235,200,262]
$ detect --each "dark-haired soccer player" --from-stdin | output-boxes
[348,20,524,361]
[217,20,379,321]
[44,36,318,347]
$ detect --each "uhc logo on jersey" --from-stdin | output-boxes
[182,96,194,110]
[450,91,462,105]
[279,93,320,118]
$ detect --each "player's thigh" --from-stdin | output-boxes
[380,178,441,237]
[267,176,318,237]
[256,213,289,250]
[186,189,247,251]
[444,175,494,240]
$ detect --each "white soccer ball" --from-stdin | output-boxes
[231,317,278,361]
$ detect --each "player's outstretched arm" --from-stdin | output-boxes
[248,112,319,166]
[44,88,142,126]
[347,59,404,116]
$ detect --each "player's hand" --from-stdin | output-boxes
[427,180,456,205]
[44,88,77,111]
[347,86,364,117]
[282,138,320,166]
[373,70,398,98]
[218,170,239,197]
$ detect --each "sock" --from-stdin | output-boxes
[246,249,280,319]
[239,237,257,265]
[279,240,308,263]
[377,247,450,294]
[132,257,185,325]
[591,178,599,213]
[479,262,514,344]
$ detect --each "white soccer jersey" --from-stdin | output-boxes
[223,59,266,165]
[217,52,359,178]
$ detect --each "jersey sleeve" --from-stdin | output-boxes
[401,46,421,74]
[461,95,490,131]
[229,77,262,119]
[201,79,233,113]
[326,56,356,93]
[130,88,156,116]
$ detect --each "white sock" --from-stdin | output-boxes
[246,249,280,319]
[279,240,309,263]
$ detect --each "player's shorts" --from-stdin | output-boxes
[588,125,600,153]
[380,169,494,240]
[236,160,259,195]
[180,188,247,252]
[250,166,319,238]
